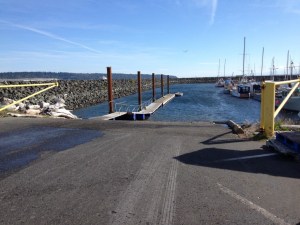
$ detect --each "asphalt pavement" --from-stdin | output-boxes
[0,117,300,225]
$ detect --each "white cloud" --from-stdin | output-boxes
[210,0,218,25]
[190,0,218,25]
[0,20,102,54]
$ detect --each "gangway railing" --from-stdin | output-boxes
[0,82,58,112]
[141,98,153,109]
[260,78,300,138]
[114,98,153,113]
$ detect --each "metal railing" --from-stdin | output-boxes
[0,82,59,112]
[113,98,153,113]
[260,78,300,138]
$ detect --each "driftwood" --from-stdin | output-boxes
[7,113,45,118]
[280,125,300,130]
[213,120,244,134]
[26,109,41,115]
[1,97,78,119]
[49,108,78,119]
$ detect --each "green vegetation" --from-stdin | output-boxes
[252,132,268,141]
[274,120,290,131]
[275,117,299,130]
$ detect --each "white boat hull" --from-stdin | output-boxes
[231,90,250,98]
[276,96,300,112]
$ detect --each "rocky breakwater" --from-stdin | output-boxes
[0,79,154,111]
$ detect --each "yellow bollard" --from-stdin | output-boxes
[263,82,276,138]
[260,82,265,131]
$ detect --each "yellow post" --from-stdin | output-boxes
[260,78,300,138]
[263,81,276,137]
[260,81,265,131]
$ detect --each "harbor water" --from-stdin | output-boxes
[74,83,299,123]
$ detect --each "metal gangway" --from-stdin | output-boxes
[97,94,175,121]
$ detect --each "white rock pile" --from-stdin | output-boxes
[0,97,78,119]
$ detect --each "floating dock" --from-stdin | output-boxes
[267,131,300,158]
[95,94,175,121]
[96,112,127,121]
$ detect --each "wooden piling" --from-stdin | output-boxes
[167,75,170,94]
[107,67,114,113]
[138,71,142,111]
[161,74,164,97]
[152,73,155,102]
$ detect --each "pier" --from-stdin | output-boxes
[97,93,176,120]
[94,67,176,121]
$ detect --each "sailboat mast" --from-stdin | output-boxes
[242,37,246,76]
[260,47,264,77]
[286,50,289,80]
[224,59,226,77]
[272,57,275,78]
[218,58,220,77]
[290,59,294,79]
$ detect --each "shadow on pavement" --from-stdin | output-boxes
[201,131,251,145]
[174,147,300,179]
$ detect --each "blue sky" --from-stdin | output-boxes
[1,0,300,77]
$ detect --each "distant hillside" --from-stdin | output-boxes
[0,72,177,80]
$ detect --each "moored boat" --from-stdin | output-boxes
[215,78,224,87]
[275,87,300,111]
[231,84,251,98]
[223,79,233,94]
[248,82,261,97]
[215,59,224,87]
[175,92,183,97]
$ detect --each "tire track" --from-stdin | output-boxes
[159,143,180,225]
[110,141,165,225]
[110,138,181,225]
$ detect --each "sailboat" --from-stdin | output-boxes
[253,47,265,101]
[223,59,234,94]
[231,37,251,98]
[215,59,225,87]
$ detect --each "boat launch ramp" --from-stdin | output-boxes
[1,117,300,225]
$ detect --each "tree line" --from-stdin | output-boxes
[0,72,177,80]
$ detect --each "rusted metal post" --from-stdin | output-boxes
[138,71,142,111]
[167,75,170,94]
[107,67,114,113]
[161,74,164,97]
[152,73,155,102]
